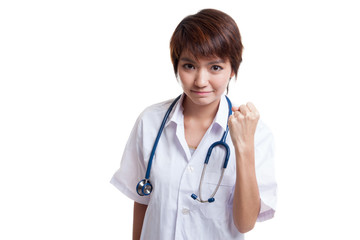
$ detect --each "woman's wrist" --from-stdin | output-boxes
[234,139,254,153]
[234,141,255,166]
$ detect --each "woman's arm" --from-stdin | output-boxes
[133,201,148,240]
[232,144,260,233]
[228,103,261,233]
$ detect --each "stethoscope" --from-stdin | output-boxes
[136,94,232,203]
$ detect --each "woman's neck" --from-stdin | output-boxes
[182,95,220,123]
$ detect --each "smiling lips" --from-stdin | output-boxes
[191,90,214,95]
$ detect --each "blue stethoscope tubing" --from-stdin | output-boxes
[136,94,182,196]
[136,94,232,203]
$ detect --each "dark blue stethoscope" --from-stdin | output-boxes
[136,94,232,203]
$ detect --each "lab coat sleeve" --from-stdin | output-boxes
[110,114,150,205]
[254,119,277,222]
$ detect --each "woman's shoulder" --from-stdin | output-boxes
[255,118,274,147]
[257,118,271,132]
[141,98,174,116]
[137,97,178,126]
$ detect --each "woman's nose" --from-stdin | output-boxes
[194,69,209,87]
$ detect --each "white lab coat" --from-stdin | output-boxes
[111,94,277,239]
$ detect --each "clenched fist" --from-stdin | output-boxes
[228,102,260,149]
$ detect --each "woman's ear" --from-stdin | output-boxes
[226,71,235,94]
[230,70,235,79]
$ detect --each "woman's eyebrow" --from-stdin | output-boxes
[179,57,196,63]
[180,57,225,65]
[207,59,225,65]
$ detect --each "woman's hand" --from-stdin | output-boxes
[228,102,260,151]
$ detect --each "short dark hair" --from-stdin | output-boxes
[170,9,243,79]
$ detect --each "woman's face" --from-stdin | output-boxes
[177,52,234,107]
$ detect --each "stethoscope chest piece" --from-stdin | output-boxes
[136,179,153,196]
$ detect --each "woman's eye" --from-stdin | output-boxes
[211,65,223,71]
[183,64,195,70]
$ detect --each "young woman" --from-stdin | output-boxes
[111,9,277,240]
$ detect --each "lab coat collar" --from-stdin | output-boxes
[213,94,230,132]
[165,93,185,128]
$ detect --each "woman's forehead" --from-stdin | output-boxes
[179,51,229,63]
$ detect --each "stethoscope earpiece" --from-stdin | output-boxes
[136,179,153,196]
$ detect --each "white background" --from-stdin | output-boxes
[1,0,360,239]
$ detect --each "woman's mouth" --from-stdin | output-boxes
[191,90,213,95]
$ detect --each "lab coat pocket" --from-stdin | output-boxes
[203,171,234,186]
[199,172,234,221]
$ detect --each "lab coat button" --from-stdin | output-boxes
[187,166,194,173]
[182,208,190,215]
